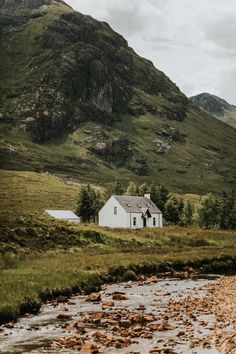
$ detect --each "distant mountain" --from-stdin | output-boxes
[0,0,236,193]
[189,93,236,128]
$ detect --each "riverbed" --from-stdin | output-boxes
[0,275,235,354]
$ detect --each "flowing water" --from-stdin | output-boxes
[0,275,228,354]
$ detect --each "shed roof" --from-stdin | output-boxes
[45,210,80,220]
[113,195,162,214]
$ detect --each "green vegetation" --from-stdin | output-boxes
[0,1,236,193]
[1,220,236,324]
[0,0,235,329]
[0,169,236,325]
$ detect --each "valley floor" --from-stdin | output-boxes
[0,222,236,325]
[0,169,235,325]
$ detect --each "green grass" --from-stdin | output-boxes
[0,1,236,193]
[0,169,235,324]
[0,219,236,323]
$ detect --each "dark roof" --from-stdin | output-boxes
[113,195,162,214]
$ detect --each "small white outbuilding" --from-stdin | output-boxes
[45,210,80,223]
[98,194,162,229]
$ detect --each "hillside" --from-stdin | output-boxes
[189,93,236,128]
[0,0,236,193]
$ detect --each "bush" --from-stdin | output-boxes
[121,270,137,281]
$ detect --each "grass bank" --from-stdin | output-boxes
[0,220,236,325]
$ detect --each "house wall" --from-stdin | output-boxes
[98,196,128,228]
[130,213,162,229]
[99,196,163,229]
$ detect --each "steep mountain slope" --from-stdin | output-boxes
[0,0,236,193]
[189,93,236,128]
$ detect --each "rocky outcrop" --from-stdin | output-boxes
[156,124,186,142]
[0,1,188,141]
[91,137,133,164]
[189,93,231,116]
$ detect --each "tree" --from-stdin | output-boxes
[181,200,193,226]
[139,183,149,196]
[178,198,185,221]
[219,190,236,229]
[76,184,101,222]
[105,179,126,198]
[164,194,181,224]
[149,184,169,213]
[125,181,139,196]
[197,193,220,229]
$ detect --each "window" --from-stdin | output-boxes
[153,218,156,226]
[114,207,117,215]
[133,217,136,226]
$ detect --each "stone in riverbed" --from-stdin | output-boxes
[86,292,101,302]
[56,295,68,303]
[92,312,103,323]
[119,319,131,328]
[57,313,72,320]
[102,300,114,308]
[112,292,128,300]
[80,341,99,354]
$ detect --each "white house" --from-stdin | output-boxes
[45,210,81,223]
[98,194,162,229]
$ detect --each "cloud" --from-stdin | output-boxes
[66,0,236,104]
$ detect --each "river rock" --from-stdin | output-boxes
[102,300,114,308]
[56,295,68,303]
[80,341,99,354]
[86,292,101,302]
[112,292,128,300]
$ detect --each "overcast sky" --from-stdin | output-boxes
[67,0,236,104]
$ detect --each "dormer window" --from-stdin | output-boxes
[114,206,117,215]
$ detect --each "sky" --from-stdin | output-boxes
[66,0,236,104]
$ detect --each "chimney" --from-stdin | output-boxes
[144,193,151,200]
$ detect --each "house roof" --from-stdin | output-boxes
[45,210,80,220]
[113,195,162,214]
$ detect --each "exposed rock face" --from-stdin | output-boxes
[0,1,188,142]
[91,137,133,164]
[189,93,230,116]
[156,124,186,143]
[189,93,236,128]
[153,138,171,154]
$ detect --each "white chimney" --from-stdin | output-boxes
[144,193,151,200]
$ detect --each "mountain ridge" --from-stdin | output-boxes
[189,92,236,128]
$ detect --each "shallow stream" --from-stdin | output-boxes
[0,275,227,354]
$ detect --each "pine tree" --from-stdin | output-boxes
[149,184,169,213]
[76,184,98,222]
[164,194,181,224]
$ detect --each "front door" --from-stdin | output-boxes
[143,217,147,227]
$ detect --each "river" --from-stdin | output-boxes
[0,275,232,354]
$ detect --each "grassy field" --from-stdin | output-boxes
[0,169,235,324]
[0,169,203,223]
[1,220,236,324]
